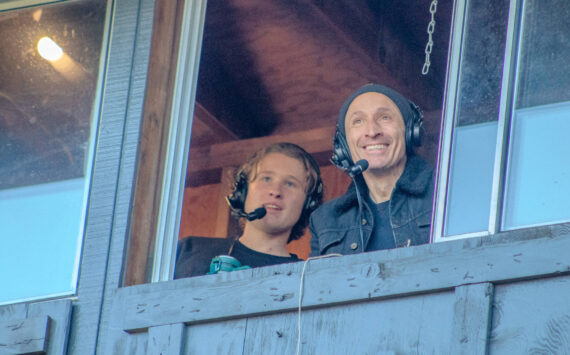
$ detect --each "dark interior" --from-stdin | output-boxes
[0,1,453,190]
[188,0,453,186]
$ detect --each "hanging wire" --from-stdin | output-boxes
[296,253,343,355]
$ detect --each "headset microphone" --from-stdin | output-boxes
[347,159,369,177]
[242,206,267,221]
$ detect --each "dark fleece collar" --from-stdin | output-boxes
[333,155,432,214]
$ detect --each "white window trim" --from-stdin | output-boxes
[432,0,468,243]
[0,0,62,11]
[432,0,523,242]
[151,0,208,282]
[488,0,522,234]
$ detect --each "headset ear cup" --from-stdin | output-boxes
[405,118,413,154]
[406,100,424,153]
[412,118,423,147]
[332,128,352,170]
[305,179,323,213]
[227,171,247,212]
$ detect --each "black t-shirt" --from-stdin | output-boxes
[174,236,300,278]
[365,200,396,251]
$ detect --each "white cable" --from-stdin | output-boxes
[296,253,343,355]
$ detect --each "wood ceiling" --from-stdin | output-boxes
[187,0,453,186]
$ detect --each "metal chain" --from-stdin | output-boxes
[422,0,438,75]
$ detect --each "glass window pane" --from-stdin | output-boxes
[515,0,570,108]
[0,1,107,305]
[503,102,570,229]
[502,0,570,230]
[443,0,509,236]
[445,122,497,235]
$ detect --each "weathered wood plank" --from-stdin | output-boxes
[28,299,73,355]
[66,0,156,353]
[0,303,28,322]
[94,0,157,351]
[0,315,50,354]
[184,319,247,355]
[148,323,185,355]
[113,228,570,332]
[490,276,570,354]
[187,126,336,174]
[451,283,494,354]
[244,292,454,354]
[122,331,149,355]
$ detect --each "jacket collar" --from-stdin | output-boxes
[333,155,432,214]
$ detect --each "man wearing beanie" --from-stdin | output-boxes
[309,84,434,256]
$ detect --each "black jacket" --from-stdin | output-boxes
[174,236,300,278]
[309,155,434,256]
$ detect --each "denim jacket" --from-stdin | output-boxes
[309,155,434,256]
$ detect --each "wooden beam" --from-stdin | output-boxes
[148,323,185,355]
[0,316,50,354]
[193,102,239,142]
[112,224,570,332]
[451,283,494,354]
[187,125,336,175]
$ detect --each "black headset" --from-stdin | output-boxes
[332,99,424,171]
[226,157,323,217]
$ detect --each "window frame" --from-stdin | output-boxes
[432,0,527,242]
[149,0,207,282]
[0,0,112,306]
[148,0,569,279]
[0,0,62,11]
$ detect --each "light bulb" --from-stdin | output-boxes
[37,37,63,61]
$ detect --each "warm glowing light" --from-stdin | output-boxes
[32,9,43,22]
[37,37,63,61]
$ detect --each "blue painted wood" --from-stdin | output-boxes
[490,275,570,354]
[28,299,73,355]
[61,0,156,353]
[451,283,494,354]
[244,292,454,354]
[0,303,28,322]
[148,323,185,355]
[109,228,570,332]
[127,332,150,355]
[0,315,50,354]
[0,298,71,355]
[94,0,155,352]
[184,319,247,354]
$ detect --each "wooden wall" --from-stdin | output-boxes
[0,299,72,355]
[105,224,570,354]
[179,183,222,238]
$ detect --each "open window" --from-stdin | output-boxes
[123,0,451,284]
[129,0,570,284]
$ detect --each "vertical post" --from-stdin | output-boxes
[451,282,494,354]
[148,323,185,355]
